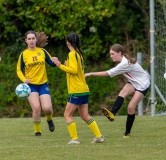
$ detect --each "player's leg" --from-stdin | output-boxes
[64,101,80,144]
[78,103,104,143]
[123,91,144,138]
[102,83,135,122]
[28,92,41,136]
[78,95,104,143]
[40,94,55,132]
[39,83,55,132]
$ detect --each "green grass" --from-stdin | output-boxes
[0,116,166,160]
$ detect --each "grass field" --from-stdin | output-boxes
[0,116,166,160]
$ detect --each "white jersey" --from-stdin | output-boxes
[106,56,150,91]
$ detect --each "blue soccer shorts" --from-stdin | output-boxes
[68,95,89,105]
[28,82,50,96]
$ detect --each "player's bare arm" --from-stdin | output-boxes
[85,71,109,78]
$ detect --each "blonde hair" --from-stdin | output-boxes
[111,44,136,64]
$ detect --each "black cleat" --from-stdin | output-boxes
[47,119,55,132]
[35,132,41,136]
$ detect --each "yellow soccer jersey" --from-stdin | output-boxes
[17,47,55,85]
[59,50,90,96]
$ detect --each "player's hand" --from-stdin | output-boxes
[24,79,31,84]
[52,57,58,62]
[53,59,61,67]
[84,73,91,78]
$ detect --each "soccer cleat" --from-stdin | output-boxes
[35,132,41,136]
[102,108,115,122]
[68,139,80,144]
[47,119,55,132]
[91,135,105,143]
[123,132,131,138]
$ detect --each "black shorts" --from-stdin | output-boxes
[135,87,149,96]
[127,82,149,96]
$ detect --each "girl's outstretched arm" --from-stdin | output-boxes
[85,71,109,78]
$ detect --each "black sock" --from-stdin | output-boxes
[125,114,135,134]
[111,96,124,115]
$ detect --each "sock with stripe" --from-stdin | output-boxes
[67,121,78,140]
[87,118,102,138]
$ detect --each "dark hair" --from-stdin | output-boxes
[25,30,48,48]
[25,30,36,38]
[66,33,84,58]
[111,44,136,64]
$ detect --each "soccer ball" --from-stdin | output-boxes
[164,73,166,79]
[15,83,31,98]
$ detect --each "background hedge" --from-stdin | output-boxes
[0,0,150,117]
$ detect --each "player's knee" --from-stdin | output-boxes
[119,89,128,97]
[127,105,135,114]
[64,112,71,119]
[64,112,67,119]
[33,106,41,113]
[42,105,52,114]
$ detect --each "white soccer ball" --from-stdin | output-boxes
[15,83,31,98]
[164,73,166,79]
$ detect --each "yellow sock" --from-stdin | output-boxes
[88,118,102,138]
[46,115,52,121]
[67,121,78,140]
[34,120,41,133]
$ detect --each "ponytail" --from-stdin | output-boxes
[35,32,48,48]
[124,54,136,64]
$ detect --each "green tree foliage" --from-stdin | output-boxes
[0,0,116,60]
[0,0,149,117]
[0,0,149,60]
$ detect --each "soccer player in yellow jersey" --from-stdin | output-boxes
[16,30,56,136]
[53,33,104,144]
